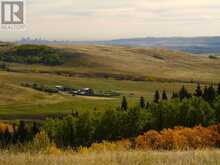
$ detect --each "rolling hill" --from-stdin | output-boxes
[1,44,220,83]
[0,43,219,119]
[49,45,220,83]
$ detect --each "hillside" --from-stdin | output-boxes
[51,45,220,83]
[2,44,220,83]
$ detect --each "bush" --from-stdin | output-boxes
[135,130,161,150]
[209,55,218,59]
[135,124,220,150]
[78,139,131,154]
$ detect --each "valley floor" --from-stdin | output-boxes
[0,150,219,165]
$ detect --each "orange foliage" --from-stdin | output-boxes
[135,130,161,150]
[0,122,14,133]
[135,124,220,150]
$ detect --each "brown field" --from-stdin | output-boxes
[51,45,220,83]
[0,150,219,165]
[7,45,220,83]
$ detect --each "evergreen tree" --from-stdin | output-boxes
[16,121,29,143]
[32,122,40,136]
[154,90,160,103]
[172,92,179,99]
[218,83,220,95]
[207,85,216,103]
[203,86,209,101]
[194,83,203,97]
[146,102,150,109]
[140,96,145,108]
[4,127,12,145]
[179,86,190,100]
[121,96,128,111]
[162,90,168,100]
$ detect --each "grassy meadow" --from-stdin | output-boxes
[0,150,219,165]
[0,70,200,120]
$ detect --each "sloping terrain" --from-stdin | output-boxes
[1,44,219,83]
[50,45,220,83]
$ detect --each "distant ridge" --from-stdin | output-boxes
[17,36,220,54]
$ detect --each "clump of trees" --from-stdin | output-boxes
[148,83,219,105]
[0,121,40,148]
[0,45,64,65]
[43,108,151,148]
[136,83,220,130]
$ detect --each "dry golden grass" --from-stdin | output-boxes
[0,150,219,165]
[4,45,220,83]
[51,45,220,83]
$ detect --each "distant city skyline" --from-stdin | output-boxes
[1,0,220,41]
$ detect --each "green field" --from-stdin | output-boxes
[0,71,200,120]
[0,44,219,120]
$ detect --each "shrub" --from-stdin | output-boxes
[32,131,51,151]
[135,124,220,150]
[209,55,218,59]
[135,130,161,150]
[78,139,131,154]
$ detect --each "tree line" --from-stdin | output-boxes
[0,121,40,147]
[0,45,64,65]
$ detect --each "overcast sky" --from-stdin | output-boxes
[1,0,220,41]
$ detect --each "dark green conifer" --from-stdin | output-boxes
[154,90,160,103]
[121,96,128,111]
[194,83,203,97]
[140,96,145,108]
[162,90,168,100]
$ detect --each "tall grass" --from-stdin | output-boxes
[0,150,219,165]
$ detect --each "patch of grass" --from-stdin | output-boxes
[0,150,219,165]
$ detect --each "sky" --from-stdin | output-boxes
[0,0,220,41]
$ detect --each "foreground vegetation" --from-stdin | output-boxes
[0,150,219,165]
[0,124,220,164]
[0,124,219,165]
